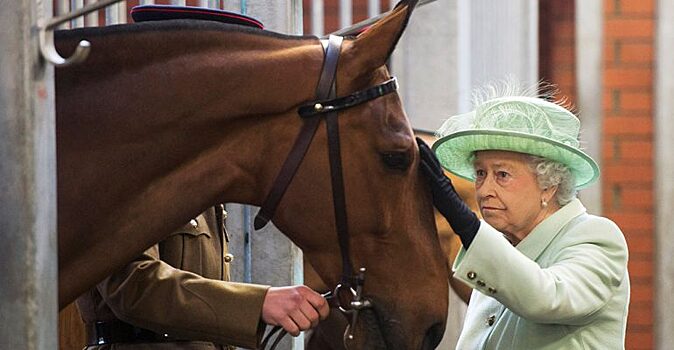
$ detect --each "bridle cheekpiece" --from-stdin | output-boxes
[256,34,398,350]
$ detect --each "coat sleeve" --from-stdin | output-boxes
[96,244,270,349]
[453,216,629,325]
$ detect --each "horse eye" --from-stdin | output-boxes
[381,152,411,171]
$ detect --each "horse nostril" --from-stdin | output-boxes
[421,322,445,350]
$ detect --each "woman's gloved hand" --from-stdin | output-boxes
[417,137,480,248]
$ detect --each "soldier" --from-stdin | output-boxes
[76,205,328,350]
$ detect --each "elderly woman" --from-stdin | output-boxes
[418,90,630,349]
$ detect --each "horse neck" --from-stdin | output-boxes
[58,23,325,208]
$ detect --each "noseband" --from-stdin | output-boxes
[255,35,399,349]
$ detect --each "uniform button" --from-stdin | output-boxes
[476,280,486,287]
[487,315,496,326]
[488,287,498,294]
[224,253,234,263]
[189,219,198,228]
[467,271,477,280]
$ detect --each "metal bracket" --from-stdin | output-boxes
[37,0,125,67]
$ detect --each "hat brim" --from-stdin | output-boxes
[432,129,600,189]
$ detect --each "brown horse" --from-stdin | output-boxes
[55,0,447,348]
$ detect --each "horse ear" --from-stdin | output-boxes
[343,0,420,73]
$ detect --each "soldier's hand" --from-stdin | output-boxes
[261,285,330,336]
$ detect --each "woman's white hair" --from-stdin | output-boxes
[527,155,577,206]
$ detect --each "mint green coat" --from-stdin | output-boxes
[453,199,630,349]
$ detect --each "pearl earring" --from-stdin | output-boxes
[541,198,548,208]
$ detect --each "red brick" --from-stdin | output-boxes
[603,90,618,111]
[619,91,652,111]
[604,116,652,135]
[602,138,616,160]
[604,0,618,15]
[620,0,655,15]
[605,18,654,39]
[627,260,654,279]
[618,139,653,160]
[624,234,654,255]
[604,212,653,231]
[629,282,653,303]
[604,67,653,88]
[604,41,619,63]
[628,301,654,325]
[625,332,654,350]
[620,188,653,209]
[603,163,653,181]
[619,42,653,64]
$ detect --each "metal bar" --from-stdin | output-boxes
[575,0,603,214]
[71,0,85,27]
[118,2,127,24]
[243,206,253,283]
[84,0,100,27]
[1,0,58,348]
[368,0,380,17]
[339,0,352,28]
[329,0,437,36]
[105,2,119,25]
[656,0,674,348]
[311,0,324,36]
[45,0,125,30]
[56,0,71,29]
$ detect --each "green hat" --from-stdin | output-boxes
[432,96,599,189]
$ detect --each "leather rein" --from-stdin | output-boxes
[255,35,399,349]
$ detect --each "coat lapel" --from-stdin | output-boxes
[515,198,586,261]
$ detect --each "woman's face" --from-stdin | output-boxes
[473,150,556,244]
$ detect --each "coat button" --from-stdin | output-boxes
[488,287,498,294]
[224,253,234,263]
[467,271,477,280]
[476,280,486,287]
[190,219,198,228]
[487,315,496,326]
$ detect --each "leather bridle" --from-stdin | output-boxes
[255,35,399,349]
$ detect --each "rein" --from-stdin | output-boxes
[255,35,399,349]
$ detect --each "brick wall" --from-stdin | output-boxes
[603,0,655,348]
[540,1,655,349]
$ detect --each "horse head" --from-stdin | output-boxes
[55,0,447,349]
[263,2,449,349]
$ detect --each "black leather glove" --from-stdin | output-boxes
[417,137,480,249]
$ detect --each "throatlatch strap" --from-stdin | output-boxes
[254,35,344,230]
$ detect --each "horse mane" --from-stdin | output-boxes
[54,18,315,42]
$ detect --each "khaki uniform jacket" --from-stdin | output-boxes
[454,199,630,349]
[76,206,269,350]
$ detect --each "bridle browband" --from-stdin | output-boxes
[255,35,399,349]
